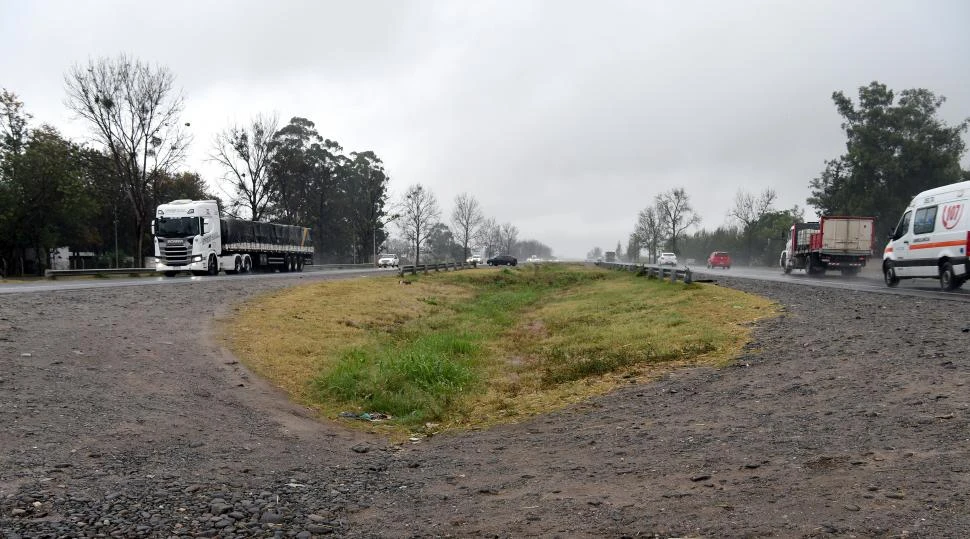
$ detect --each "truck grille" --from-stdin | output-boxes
[162,241,190,266]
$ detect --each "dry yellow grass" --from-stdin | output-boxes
[221,267,775,436]
[219,276,471,403]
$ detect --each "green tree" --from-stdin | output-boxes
[808,81,969,240]
[3,126,98,274]
[344,151,391,264]
[266,117,346,261]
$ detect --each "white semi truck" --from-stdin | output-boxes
[152,199,313,276]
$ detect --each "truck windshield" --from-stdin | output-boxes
[156,217,201,238]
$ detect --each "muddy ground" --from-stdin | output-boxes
[1,272,969,538]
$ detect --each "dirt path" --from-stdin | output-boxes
[2,274,969,537]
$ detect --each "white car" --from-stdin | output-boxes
[657,252,678,266]
[377,254,399,268]
[466,254,483,264]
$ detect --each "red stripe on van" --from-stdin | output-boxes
[908,240,965,250]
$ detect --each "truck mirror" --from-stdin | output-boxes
[151,220,155,235]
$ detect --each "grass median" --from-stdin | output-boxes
[221,264,774,438]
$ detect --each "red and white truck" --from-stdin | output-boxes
[780,216,875,276]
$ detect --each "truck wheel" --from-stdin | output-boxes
[225,256,241,275]
[805,255,815,276]
[783,257,792,274]
[207,255,218,276]
[883,261,899,287]
[940,262,960,291]
[242,256,252,273]
[297,258,304,272]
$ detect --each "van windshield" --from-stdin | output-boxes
[156,217,202,238]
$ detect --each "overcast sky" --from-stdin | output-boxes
[3,0,969,258]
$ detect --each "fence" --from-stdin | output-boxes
[45,267,157,278]
[595,261,693,283]
[399,261,476,276]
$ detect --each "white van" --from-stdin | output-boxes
[883,180,970,290]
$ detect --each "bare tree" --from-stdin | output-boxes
[654,187,701,254]
[397,184,440,266]
[451,192,484,260]
[475,217,499,258]
[210,113,279,220]
[729,188,777,264]
[633,206,663,263]
[499,222,518,255]
[65,55,190,262]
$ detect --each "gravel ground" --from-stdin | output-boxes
[2,273,970,538]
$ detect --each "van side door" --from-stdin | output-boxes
[887,210,913,277]
[908,205,939,277]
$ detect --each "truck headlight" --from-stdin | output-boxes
[192,255,203,262]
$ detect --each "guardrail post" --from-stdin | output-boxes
[670,268,678,283]
[684,268,692,284]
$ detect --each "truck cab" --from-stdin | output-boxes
[153,200,222,276]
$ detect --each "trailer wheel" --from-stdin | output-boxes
[225,256,241,275]
[883,261,899,288]
[940,262,961,291]
[242,256,252,273]
[297,257,304,272]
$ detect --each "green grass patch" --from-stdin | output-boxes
[222,264,774,437]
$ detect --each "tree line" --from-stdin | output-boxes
[0,55,548,275]
[593,81,969,266]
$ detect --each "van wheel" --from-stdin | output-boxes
[883,261,899,288]
[940,262,960,291]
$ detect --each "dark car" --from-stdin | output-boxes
[707,251,731,269]
[487,254,518,266]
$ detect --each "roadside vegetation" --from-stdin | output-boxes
[222,264,774,438]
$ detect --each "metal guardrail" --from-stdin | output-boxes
[595,261,693,283]
[45,267,157,278]
[399,261,476,276]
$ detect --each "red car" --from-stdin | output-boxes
[707,251,731,269]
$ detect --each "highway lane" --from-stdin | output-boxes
[691,263,970,302]
[0,266,397,295]
[6,261,970,304]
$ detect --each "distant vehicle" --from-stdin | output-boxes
[781,216,874,277]
[466,254,483,265]
[487,254,518,266]
[153,199,312,276]
[377,254,399,268]
[657,252,678,266]
[526,255,541,263]
[883,180,970,290]
[604,251,616,263]
[707,251,731,269]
